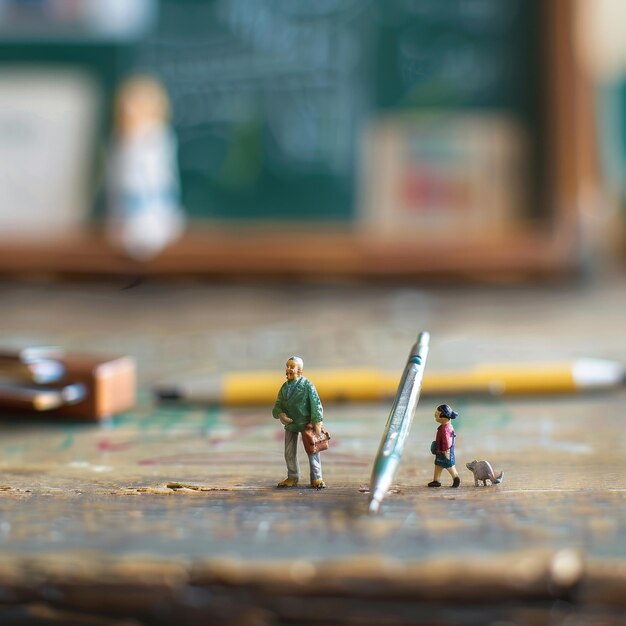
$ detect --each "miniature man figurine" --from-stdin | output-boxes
[428,404,461,488]
[272,356,326,489]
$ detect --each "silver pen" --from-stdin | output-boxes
[368,331,430,514]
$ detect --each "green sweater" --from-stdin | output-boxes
[272,376,323,433]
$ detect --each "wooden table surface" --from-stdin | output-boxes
[0,276,625,625]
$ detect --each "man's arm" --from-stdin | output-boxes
[272,385,293,425]
[307,381,324,434]
[272,389,282,420]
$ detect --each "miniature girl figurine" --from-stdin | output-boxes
[428,404,461,488]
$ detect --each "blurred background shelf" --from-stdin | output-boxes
[0,221,577,281]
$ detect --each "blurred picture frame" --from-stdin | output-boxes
[0,68,100,239]
[359,113,530,240]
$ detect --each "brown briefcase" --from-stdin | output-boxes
[302,423,331,455]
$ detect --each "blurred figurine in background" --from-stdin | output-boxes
[428,403,461,488]
[272,356,326,489]
[106,75,185,260]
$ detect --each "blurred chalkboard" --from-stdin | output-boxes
[0,0,542,224]
[133,0,541,223]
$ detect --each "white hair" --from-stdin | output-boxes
[287,356,304,369]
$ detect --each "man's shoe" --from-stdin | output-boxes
[311,479,326,489]
[277,478,299,488]
[427,481,441,488]
[451,477,461,488]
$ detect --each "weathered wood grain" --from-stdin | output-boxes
[1,278,625,623]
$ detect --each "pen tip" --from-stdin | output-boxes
[368,498,380,514]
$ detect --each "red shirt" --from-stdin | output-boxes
[436,422,455,452]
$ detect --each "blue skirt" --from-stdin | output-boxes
[435,445,455,468]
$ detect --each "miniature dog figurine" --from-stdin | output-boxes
[465,460,504,486]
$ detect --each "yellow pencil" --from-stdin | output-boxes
[154,359,625,405]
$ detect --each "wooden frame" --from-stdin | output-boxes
[0,1,596,281]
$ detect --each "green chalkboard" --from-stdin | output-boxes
[133,0,542,223]
[0,0,542,224]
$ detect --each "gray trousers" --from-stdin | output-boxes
[285,429,322,482]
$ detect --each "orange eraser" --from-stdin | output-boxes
[47,354,136,420]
